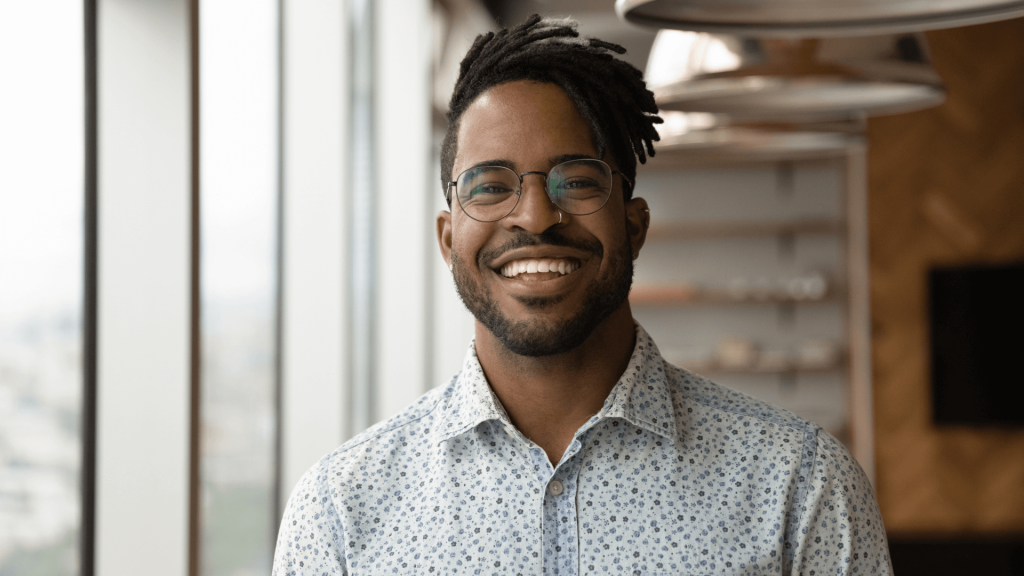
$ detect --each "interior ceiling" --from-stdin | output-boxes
[480,0,658,71]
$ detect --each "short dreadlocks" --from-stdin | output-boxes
[441,14,662,202]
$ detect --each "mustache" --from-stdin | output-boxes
[478,229,603,266]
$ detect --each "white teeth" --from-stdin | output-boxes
[499,258,579,278]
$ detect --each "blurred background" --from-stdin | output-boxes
[0,0,1022,575]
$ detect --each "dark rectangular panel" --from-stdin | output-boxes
[930,261,1024,426]
[889,538,1024,576]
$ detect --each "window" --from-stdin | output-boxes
[0,2,84,573]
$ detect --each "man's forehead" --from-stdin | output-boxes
[453,80,599,171]
[463,80,579,122]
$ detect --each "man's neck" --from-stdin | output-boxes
[473,305,637,465]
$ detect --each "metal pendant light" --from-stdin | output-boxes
[645,30,945,122]
[617,0,1024,37]
[649,111,862,164]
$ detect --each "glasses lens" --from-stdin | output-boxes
[548,160,613,215]
[457,166,520,221]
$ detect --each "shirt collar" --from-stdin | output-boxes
[431,343,510,445]
[582,323,678,441]
[431,323,678,445]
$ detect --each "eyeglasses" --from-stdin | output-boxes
[445,158,632,223]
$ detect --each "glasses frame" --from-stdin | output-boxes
[444,158,633,223]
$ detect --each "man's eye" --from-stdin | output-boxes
[555,178,604,199]
[559,177,601,190]
[470,183,513,196]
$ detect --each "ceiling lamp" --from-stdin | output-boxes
[648,111,862,164]
[646,31,945,122]
[617,0,1024,37]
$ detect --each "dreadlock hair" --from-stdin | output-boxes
[441,14,662,202]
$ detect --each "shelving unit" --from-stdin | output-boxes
[631,146,875,480]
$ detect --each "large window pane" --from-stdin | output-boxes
[0,1,84,574]
[199,1,279,574]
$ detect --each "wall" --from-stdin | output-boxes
[867,17,1024,535]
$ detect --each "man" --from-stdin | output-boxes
[274,15,892,576]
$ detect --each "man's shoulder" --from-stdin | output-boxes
[660,361,823,452]
[300,377,458,483]
[666,363,817,430]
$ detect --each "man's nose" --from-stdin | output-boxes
[503,174,560,234]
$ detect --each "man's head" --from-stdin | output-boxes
[440,15,661,201]
[436,16,661,358]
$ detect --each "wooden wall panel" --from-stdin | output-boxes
[867,17,1024,535]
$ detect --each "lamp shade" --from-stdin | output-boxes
[648,111,861,164]
[646,31,945,121]
[617,0,1024,37]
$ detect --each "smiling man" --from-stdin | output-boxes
[273,16,892,576]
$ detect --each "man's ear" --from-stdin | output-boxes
[624,197,650,258]
[437,209,453,269]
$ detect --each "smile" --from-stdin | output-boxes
[499,258,580,279]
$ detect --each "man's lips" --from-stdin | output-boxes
[487,244,596,269]
[480,231,603,284]
[488,246,592,282]
[499,257,580,278]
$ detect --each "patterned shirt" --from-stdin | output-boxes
[273,324,892,576]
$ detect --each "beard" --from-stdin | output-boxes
[452,229,633,357]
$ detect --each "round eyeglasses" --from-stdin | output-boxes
[445,158,632,223]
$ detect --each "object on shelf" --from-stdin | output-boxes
[785,272,828,300]
[632,273,832,305]
[644,31,944,122]
[717,337,759,369]
[719,272,830,302]
[796,338,843,369]
[616,0,1024,37]
[669,337,844,374]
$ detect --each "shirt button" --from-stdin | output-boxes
[548,480,564,496]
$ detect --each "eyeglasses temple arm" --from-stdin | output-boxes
[614,171,633,193]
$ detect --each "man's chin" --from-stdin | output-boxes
[509,292,570,310]
[489,316,591,357]
[480,291,627,357]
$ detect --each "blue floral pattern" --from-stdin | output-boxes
[273,325,891,575]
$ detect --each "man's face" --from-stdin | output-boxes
[437,80,648,356]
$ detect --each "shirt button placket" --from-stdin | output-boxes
[548,469,581,576]
[530,448,556,575]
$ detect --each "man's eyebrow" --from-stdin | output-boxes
[551,153,597,165]
[465,159,516,172]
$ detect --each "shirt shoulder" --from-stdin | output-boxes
[660,363,890,575]
[326,376,457,471]
[272,378,458,575]
[664,361,820,438]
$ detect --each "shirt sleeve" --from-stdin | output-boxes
[273,455,347,576]
[788,429,893,576]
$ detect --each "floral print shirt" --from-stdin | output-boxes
[273,324,891,576]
